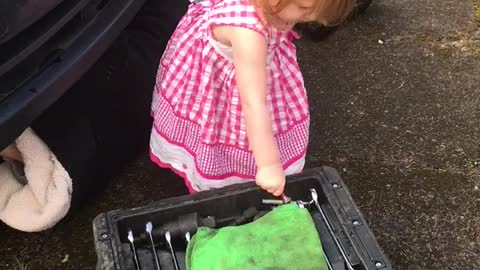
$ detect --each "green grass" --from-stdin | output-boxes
[473,0,480,26]
[14,257,30,270]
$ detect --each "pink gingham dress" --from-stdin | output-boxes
[150,0,310,192]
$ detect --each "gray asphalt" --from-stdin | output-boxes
[1,0,479,269]
[301,0,480,269]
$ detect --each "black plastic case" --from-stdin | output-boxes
[93,166,392,270]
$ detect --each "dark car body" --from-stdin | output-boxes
[0,0,147,150]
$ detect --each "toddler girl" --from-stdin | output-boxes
[149,0,354,195]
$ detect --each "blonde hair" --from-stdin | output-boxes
[252,0,356,26]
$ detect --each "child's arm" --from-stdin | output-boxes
[217,26,285,196]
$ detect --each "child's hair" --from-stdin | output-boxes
[253,0,356,26]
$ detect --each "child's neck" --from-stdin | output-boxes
[255,9,290,32]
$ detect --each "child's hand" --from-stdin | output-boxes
[0,143,22,162]
[256,164,285,196]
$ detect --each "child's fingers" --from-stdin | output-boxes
[0,144,22,162]
[259,184,276,194]
[265,186,275,193]
[272,186,284,197]
[262,184,283,196]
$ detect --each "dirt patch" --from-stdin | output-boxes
[417,30,480,58]
[473,0,480,26]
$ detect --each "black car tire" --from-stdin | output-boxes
[31,0,189,210]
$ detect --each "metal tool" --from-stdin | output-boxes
[295,199,314,208]
[310,188,354,270]
[146,222,161,270]
[263,192,297,205]
[165,231,180,270]
[185,232,191,243]
[263,195,313,209]
[262,199,285,205]
[127,229,141,270]
[280,193,292,203]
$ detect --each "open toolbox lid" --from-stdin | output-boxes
[93,166,392,270]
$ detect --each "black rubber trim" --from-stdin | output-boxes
[0,0,91,76]
[0,0,146,150]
